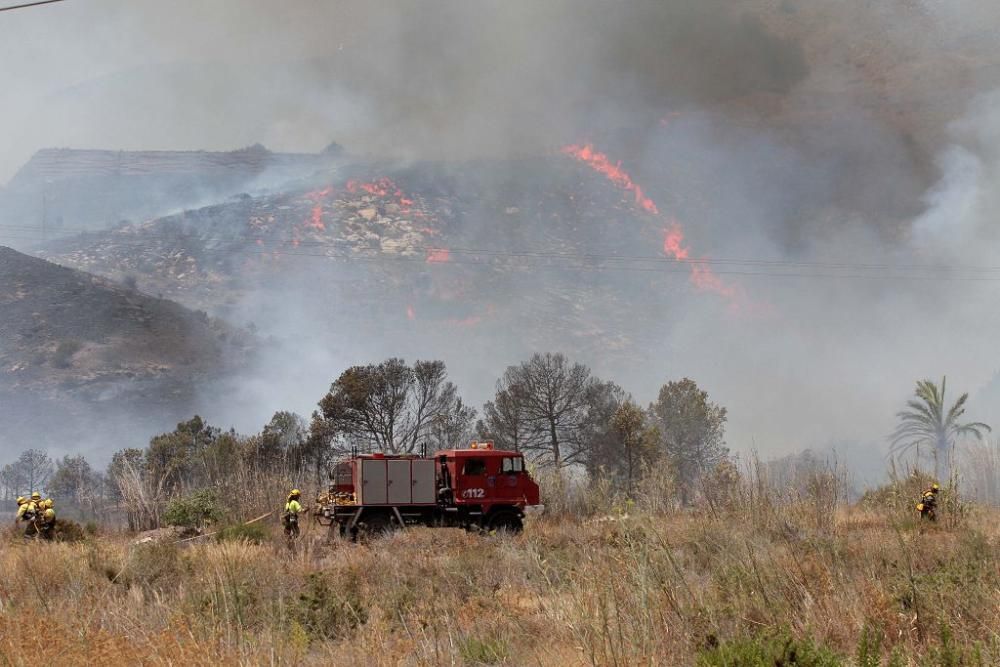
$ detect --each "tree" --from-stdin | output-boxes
[427,397,477,450]
[493,353,595,466]
[649,378,728,505]
[3,449,54,496]
[890,376,991,479]
[107,447,160,531]
[579,380,628,475]
[610,400,659,498]
[146,416,220,492]
[49,455,101,512]
[315,359,472,454]
[479,379,542,453]
[259,411,308,470]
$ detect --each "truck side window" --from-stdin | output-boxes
[502,457,523,473]
[463,459,486,475]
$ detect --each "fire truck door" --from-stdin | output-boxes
[458,457,488,502]
[495,456,526,502]
[387,459,412,504]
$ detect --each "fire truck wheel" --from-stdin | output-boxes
[359,512,393,539]
[487,511,523,534]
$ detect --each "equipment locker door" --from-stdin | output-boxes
[411,459,436,504]
[387,459,412,504]
[361,459,387,504]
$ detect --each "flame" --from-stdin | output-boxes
[304,186,332,230]
[346,177,394,197]
[662,221,690,261]
[561,144,659,215]
[563,142,739,303]
[426,248,450,264]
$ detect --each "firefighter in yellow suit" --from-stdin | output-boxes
[16,493,41,538]
[916,483,940,521]
[283,489,303,539]
[38,499,56,541]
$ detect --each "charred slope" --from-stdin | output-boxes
[35,158,679,360]
[0,246,254,451]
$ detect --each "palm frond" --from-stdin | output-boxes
[944,392,969,426]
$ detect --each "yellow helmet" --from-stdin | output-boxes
[16,496,26,505]
[43,499,53,509]
[289,489,301,497]
[30,492,41,501]
[931,483,940,491]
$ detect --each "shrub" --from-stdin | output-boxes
[164,489,224,530]
[121,542,182,590]
[54,518,87,542]
[697,632,843,667]
[458,634,510,665]
[292,571,368,641]
[216,523,268,544]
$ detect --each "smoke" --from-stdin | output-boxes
[4,0,1000,477]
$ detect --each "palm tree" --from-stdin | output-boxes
[890,376,991,478]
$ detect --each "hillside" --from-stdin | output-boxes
[0,246,254,449]
[0,144,341,234]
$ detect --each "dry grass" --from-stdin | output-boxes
[1,496,998,666]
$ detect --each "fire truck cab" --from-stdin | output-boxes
[316,441,541,537]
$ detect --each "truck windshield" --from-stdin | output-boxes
[502,457,523,473]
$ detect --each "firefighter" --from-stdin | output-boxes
[38,499,56,541]
[16,493,40,537]
[917,483,940,521]
[283,489,304,539]
[14,496,29,524]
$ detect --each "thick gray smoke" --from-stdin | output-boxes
[3,0,1000,479]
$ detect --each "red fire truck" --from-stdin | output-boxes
[315,441,541,537]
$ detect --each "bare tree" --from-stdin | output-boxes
[49,455,102,516]
[479,378,542,453]
[428,397,477,450]
[4,449,55,496]
[497,353,595,466]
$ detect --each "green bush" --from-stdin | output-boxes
[697,631,842,667]
[164,489,224,529]
[216,522,269,544]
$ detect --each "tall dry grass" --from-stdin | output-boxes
[2,480,999,666]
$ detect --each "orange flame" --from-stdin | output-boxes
[563,142,739,302]
[662,221,690,261]
[304,186,332,230]
[562,144,659,214]
[426,248,450,264]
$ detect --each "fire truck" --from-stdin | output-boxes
[315,441,541,537]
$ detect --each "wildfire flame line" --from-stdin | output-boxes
[562,142,738,302]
